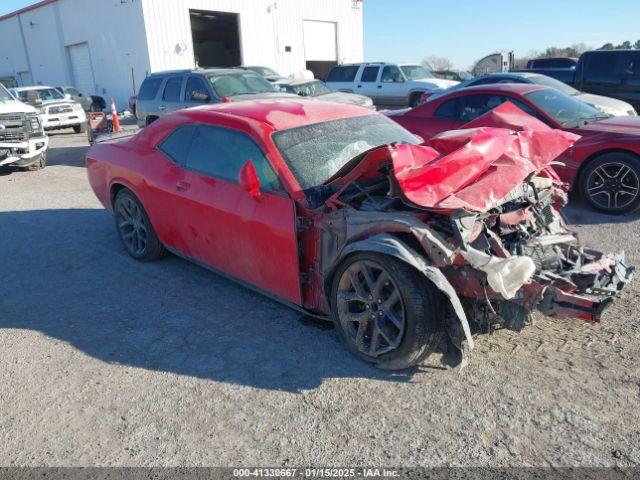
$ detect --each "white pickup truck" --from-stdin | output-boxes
[325,63,459,108]
[0,83,48,170]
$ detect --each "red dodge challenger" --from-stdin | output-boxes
[86,100,632,369]
[390,84,640,214]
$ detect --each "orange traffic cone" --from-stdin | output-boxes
[110,98,121,133]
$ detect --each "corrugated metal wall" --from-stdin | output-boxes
[0,0,363,106]
[140,0,363,76]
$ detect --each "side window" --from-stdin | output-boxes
[138,77,163,101]
[434,98,458,119]
[158,125,197,166]
[163,77,183,102]
[186,126,282,192]
[458,94,505,121]
[621,52,640,77]
[326,66,359,83]
[185,76,209,102]
[381,66,403,83]
[583,53,618,83]
[360,66,380,82]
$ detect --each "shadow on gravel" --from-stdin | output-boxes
[0,209,419,392]
[563,193,640,226]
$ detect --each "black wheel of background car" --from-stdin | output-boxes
[26,151,47,171]
[580,152,640,214]
[331,252,443,370]
[73,123,87,134]
[114,190,167,262]
[146,116,159,127]
[409,92,423,108]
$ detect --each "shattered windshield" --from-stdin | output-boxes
[207,72,275,97]
[0,84,12,101]
[525,88,609,127]
[272,114,420,189]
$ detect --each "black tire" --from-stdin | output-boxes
[579,152,640,214]
[409,92,424,108]
[330,252,444,370]
[113,189,167,262]
[146,116,159,127]
[26,151,47,171]
[73,123,87,134]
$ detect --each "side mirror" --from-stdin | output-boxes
[191,90,210,102]
[239,160,261,200]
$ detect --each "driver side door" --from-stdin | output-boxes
[153,124,302,305]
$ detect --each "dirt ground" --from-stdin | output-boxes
[1,130,639,467]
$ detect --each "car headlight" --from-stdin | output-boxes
[73,102,84,111]
[36,107,45,114]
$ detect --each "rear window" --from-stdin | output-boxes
[327,66,359,83]
[583,52,619,81]
[138,77,163,101]
[532,58,575,69]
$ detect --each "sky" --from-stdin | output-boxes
[1,0,639,69]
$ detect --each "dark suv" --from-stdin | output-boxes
[136,68,297,127]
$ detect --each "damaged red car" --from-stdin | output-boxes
[86,100,633,370]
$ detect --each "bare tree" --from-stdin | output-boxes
[422,56,453,71]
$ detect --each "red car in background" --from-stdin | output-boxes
[86,100,632,369]
[390,84,640,214]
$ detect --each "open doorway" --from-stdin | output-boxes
[190,10,241,68]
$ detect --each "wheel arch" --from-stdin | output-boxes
[573,148,640,190]
[324,233,474,351]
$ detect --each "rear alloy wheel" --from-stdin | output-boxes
[114,190,166,261]
[581,153,640,214]
[331,253,443,370]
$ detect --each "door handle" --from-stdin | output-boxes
[377,85,383,89]
[158,105,167,111]
[176,181,190,192]
[357,85,362,88]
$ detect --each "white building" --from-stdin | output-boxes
[0,0,364,107]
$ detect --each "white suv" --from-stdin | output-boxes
[325,63,459,108]
[11,86,87,134]
[0,83,48,170]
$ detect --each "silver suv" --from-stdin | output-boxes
[136,68,298,127]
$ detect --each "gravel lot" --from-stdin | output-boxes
[1,130,639,467]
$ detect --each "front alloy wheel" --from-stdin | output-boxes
[331,253,444,370]
[336,259,406,357]
[582,153,640,214]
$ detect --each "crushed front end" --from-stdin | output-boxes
[308,102,633,361]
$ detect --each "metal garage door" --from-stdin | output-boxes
[303,20,337,80]
[67,43,96,94]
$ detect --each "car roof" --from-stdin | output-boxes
[184,99,374,131]
[148,68,243,77]
[449,83,548,95]
[12,86,55,91]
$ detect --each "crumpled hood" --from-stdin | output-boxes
[396,102,579,211]
[335,102,579,212]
